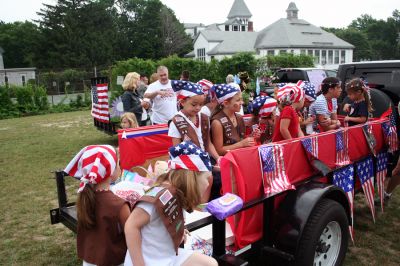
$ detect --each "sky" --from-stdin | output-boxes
[0,0,398,30]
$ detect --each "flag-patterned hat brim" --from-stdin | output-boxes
[168,141,212,172]
[297,80,316,102]
[172,80,204,99]
[212,84,240,104]
[277,83,305,104]
[64,145,117,192]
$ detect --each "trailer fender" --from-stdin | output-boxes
[272,181,351,255]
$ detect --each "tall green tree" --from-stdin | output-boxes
[0,21,41,67]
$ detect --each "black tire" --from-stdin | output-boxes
[295,199,349,266]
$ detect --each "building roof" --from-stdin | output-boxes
[286,2,299,12]
[184,23,205,29]
[255,18,354,49]
[204,23,221,31]
[227,0,252,19]
[198,31,258,55]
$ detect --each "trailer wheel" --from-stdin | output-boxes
[295,199,349,266]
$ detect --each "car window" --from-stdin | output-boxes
[306,70,328,93]
[277,70,306,83]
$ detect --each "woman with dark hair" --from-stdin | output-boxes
[309,77,342,132]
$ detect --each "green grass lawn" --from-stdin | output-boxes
[0,110,399,265]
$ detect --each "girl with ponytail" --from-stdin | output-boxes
[343,78,373,126]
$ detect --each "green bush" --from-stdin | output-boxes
[33,86,49,111]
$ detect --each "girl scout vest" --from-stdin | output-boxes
[172,113,209,149]
[212,111,245,145]
[134,186,184,254]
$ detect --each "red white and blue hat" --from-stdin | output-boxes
[296,80,316,102]
[172,80,204,100]
[212,84,240,104]
[64,145,117,193]
[277,83,305,104]
[168,141,212,172]
[197,79,213,92]
[248,96,277,117]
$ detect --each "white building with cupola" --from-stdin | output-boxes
[186,1,354,69]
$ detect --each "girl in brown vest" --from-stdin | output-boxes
[169,80,220,202]
[211,84,257,156]
[64,145,131,266]
[124,141,218,266]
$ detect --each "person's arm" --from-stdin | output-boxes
[206,137,220,163]
[121,92,132,112]
[298,123,304,137]
[279,118,292,140]
[144,91,159,99]
[344,116,367,124]
[211,120,255,155]
[119,203,131,228]
[317,114,339,131]
[125,207,150,266]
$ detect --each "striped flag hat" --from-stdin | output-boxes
[171,80,204,100]
[297,80,316,102]
[197,79,213,92]
[248,96,277,117]
[212,84,241,104]
[64,145,117,193]
[276,83,305,104]
[168,141,212,172]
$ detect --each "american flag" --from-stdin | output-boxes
[91,83,110,123]
[336,128,351,166]
[376,151,388,212]
[356,157,376,222]
[259,145,295,196]
[333,165,355,243]
[362,123,377,156]
[301,136,318,158]
[381,110,398,153]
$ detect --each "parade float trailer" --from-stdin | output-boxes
[50,114,397,265]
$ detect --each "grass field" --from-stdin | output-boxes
[0,110,399,265]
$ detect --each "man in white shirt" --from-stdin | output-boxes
[144,66,177,124]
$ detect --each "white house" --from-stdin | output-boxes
[190,1,354,69]
[0,46,36,86]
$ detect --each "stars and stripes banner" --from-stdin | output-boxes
[332,165,355,243]
[336,128,351,167]
[301,136,318,159]
[91,83,110,123]
[362,123,377,156]
[376,151,388,212]
[259,144,295,196]
[356,157,376,222]
[381,110,398,153]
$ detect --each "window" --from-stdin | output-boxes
[300,50,306,55]
[321,50,327,65]
[334,50,339,64]
[233,25,238,31]
[328,50,333,64]
[22,76,26,86]
[267,50,275,56]
[291,50,294,54]
[341,50,346,63]
[308,50,313,56]
[279,50,287,55]
[241,25,245,31]
[197,48,206,62]
[314,50,320,64]
[225,25,229,31]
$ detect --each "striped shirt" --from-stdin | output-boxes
[309,94,337,118]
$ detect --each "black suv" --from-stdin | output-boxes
[337,60,400,117]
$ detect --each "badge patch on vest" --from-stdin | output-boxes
[159,189,173,205]
[221,117,228,123]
